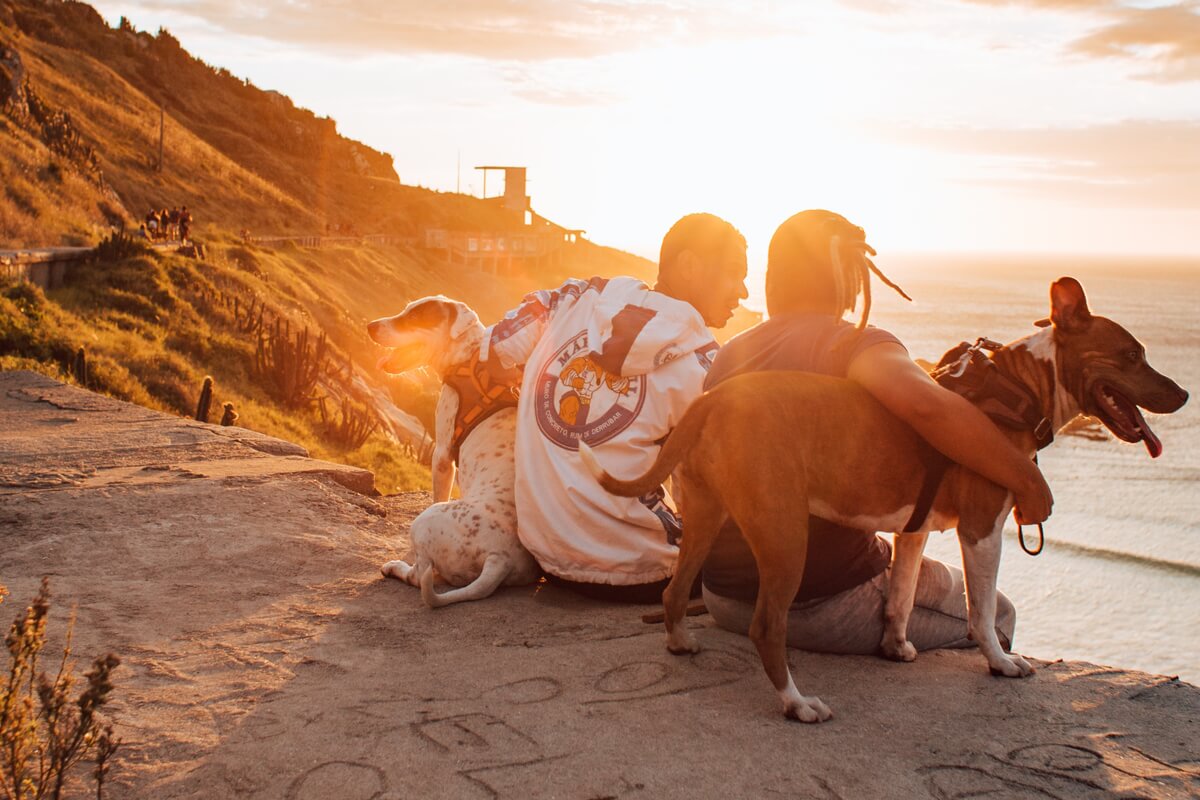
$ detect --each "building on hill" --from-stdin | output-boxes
[422,166,588,275]
[475,165,529,216]
[423,215,586,275]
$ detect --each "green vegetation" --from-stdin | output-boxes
[0,232,655,492]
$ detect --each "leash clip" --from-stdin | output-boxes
[975,337,1004,352]
[1017,520,1045,556]
[1033,418,1054,449]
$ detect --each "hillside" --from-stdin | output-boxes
[0,0,762,492]
[0,0,529,241]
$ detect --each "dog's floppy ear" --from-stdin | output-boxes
[394,297,452,329]
[448,301,482,341]
[1049,277,1092,334]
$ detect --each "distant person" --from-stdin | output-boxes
[483,213,748,602]
[168,206,181,239]
[145,208,159,239]
[179,206,192,243]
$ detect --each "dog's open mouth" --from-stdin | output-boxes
[377,343,426,374]
[1092,382,1162,458]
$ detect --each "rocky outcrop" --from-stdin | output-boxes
[0,41,109,193]
[1,370,1196,799]
[0,41,27,113]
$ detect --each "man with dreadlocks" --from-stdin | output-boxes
[699,210,1053,654]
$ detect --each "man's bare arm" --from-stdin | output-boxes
[847,343,1053,523]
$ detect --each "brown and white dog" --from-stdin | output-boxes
[580,277,1188,722]
[368,296,539,606]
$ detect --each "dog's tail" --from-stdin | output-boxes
[419,555,510,608]
[578,392,715,498]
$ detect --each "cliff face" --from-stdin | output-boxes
[2,370,1198,799]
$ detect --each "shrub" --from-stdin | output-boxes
[91,230,150,262]
[0,579,121,800]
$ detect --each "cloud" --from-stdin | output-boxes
[848,0,1200,82]
[963,0,1200,82]
[132,0,786,61]
[956,0,1112,8]
[511,86,620,106]
[1070,3,1200,82]
[895,120,1200,208]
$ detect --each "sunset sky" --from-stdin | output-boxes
[91,1,1199,263]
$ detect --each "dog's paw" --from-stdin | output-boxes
[988,653,1035,678]
[381,560,416,584]
[665,626,701,655]
[782,695,834,724]
[880,638,918,663]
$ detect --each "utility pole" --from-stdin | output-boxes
[157,105,164,173]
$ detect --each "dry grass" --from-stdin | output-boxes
[0,120,112,247]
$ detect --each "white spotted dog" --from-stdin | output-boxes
[368,297,539,607]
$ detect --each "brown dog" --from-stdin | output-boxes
[580,278,1188,722]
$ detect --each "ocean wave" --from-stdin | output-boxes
[1004,530,1200,577]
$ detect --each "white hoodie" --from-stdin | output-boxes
[484,276,719,584]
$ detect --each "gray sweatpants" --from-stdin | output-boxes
[703,555,1016,654]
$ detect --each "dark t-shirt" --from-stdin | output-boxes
[700,313,904,605]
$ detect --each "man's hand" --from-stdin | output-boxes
[1013,468,1053,525]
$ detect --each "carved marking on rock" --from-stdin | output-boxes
[284,761,387,800]
[412,712,538,755]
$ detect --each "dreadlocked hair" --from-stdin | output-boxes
[765,210,912,329]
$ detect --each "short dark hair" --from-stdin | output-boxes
[658,213,746,272]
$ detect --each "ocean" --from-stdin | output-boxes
[743,254,1200,683]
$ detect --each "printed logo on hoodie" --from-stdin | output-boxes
[535,329,646,450]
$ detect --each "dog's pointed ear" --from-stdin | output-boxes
[448,302,482,341]
[1049,277,1092,333]
[1033,318,1051,328]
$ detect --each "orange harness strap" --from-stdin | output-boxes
[442,351,520,464]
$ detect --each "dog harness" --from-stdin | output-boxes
[442,351,520,464]
[903,338,1054,551]
[932,338,1054,450]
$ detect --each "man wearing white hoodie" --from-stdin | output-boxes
[483,214,748,602]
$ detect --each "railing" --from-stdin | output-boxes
[245,234,415,248]
[0,247,93,289]
[1,235,417,289]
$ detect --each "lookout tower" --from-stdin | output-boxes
[475,166,530,216]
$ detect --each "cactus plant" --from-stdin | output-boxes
[70,346,87,388]
[195,376,213,422]
[254,322,327,409]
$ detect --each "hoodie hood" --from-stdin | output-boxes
[586,277,716,378]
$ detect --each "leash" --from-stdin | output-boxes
[1018,521,1045,556]
[1015,453,1045,556]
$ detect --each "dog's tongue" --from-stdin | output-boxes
[377,350,411,373]
[1131,406,1163,458]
